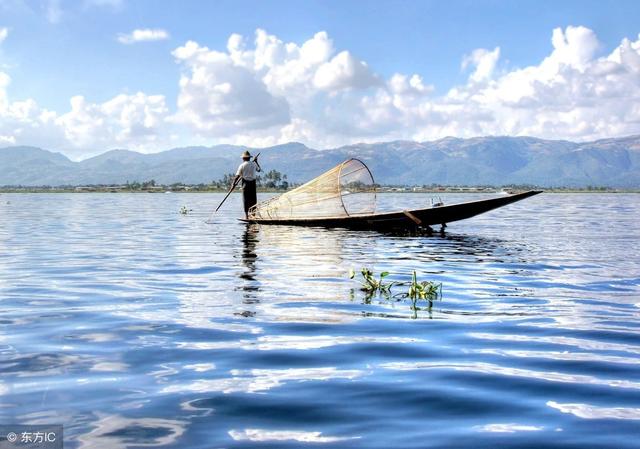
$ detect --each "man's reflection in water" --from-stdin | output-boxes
[238,224,260,307]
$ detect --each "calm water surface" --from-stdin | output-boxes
[1,193,639,448]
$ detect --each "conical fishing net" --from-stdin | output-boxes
[249,158,377,220]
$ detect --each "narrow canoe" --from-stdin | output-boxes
[239,190,542,230]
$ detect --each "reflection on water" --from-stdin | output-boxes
[472,423,545,433]
[228,428,360,443]
[469,332,640,355]
[381,361,640,390]
[238,224,259,288]
[161,367,365,394]
[176,335,424,351]
[1,193,639,448]
[76,414,187,449]
[547,401,640,421]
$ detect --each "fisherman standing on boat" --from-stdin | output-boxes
[233,150,261,219]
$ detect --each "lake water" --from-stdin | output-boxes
[1,192,639,448]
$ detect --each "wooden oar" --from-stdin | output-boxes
[205,177,240,223]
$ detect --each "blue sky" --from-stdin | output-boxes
[1,0,640,158]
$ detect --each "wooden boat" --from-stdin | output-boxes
[240,190,542,230]
[239,158,541,230]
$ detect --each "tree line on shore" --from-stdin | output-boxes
[213,169,289,190]
[0,169,291,192]
[0,172,634,193]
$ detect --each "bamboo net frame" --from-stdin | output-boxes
[249,158,377,220]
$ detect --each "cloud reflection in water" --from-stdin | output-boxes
[177,335,425,351]
[76,414,187,448]
[381,361,640,390]
[228,428,360,443]
[472,423,545,433]
[547,401,640,421]
[162,367,365,394]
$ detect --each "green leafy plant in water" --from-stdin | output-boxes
[349,267,442,312]
[405,270,443,310]
[349,268,394,297]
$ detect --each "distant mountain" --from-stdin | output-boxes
[0,146,76,186]
[2,136,640,187]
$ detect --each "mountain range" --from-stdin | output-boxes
[2,135,640,187]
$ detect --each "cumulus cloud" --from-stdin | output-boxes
[118,28,170,44]
[313,51,379,90]
[447,26,640,140]
[0,94,170,158]
[388,73,432,96]
[0,89,66,151]
[169,29,382,145]
[2,25,640,157]
[462,47,500,83]
[56,92,169,149]
[325,25,640,144]
[0,67,170,157]
[0,27,8,44]
[549,26,600,70]
[171,40,290,134]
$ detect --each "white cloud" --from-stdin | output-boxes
[56,92,169,150]
[224,30,335,95]
[462,47,500,83]
[0,96,66,152]
[0,27,8,44]
[118,28,170,44]
[313,51,379,90]
[0,69,170,157]
[447,26,640,141]
[170,39,290,135]
[169,29,382,145]
[388,73,432,96]
[327,25,640,144]
[549,25,600,70]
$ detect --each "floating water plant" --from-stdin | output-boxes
[349,267,442,311]
[349,268,394,296]
[405,270,443,310]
